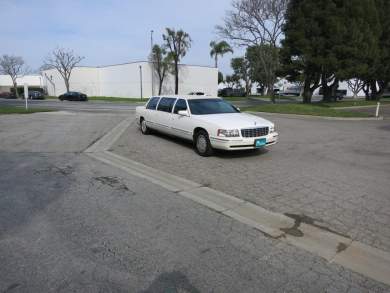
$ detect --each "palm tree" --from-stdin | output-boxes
[163,28,192,94]
[210,41,233,68]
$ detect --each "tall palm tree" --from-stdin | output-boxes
[210,41,233,68]
[163,28,192,94]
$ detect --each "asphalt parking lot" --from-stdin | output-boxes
[113,113,390,253]
[1,108,390,292]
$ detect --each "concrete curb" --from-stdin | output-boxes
[84,115,390,286]
[246,111,384,121]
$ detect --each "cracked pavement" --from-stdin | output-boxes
[1,111,390,292]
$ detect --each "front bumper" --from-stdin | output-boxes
[210,132,279,151]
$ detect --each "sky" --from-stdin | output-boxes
[0,0,244,75]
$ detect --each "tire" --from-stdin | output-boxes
[194,130,213,156]
[140,118,151,135]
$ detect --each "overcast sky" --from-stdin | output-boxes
[1,0,244,74]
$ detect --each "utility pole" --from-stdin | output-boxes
[150,30,154,96]
[139,65,143,100]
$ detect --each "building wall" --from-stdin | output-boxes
[0,75,43,92]
[42,62,218,98]
[42,67,100,96]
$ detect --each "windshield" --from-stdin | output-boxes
[188,99,239,115]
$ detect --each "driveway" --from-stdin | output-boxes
[113,113,390,253]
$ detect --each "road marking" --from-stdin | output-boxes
[84,117,134,153]
[84,116,390,286]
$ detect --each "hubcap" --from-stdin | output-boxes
[141,120,147,132]
[196,135,207,153]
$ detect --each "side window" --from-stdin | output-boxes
[157,98,176,113]
[173,99,187,114]
[146,97,159,110]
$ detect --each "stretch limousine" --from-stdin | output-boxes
[135,95,279,156]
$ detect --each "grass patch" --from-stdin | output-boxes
[221,96,250,101]
[321,100,390,108]
[243,103,371,117]
[0,106,54,115]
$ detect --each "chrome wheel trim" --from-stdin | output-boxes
[141,120,147,133]
[196,135,207,153]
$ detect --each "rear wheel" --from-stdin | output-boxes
[194,130,213,156]
[140,118,151,135]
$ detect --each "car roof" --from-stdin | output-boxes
[152,95,221,100]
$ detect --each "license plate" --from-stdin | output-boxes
[254,138,267,148]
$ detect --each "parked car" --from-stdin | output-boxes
[278,86,301,97]
[28,91,45,100]
[135,95,278,156]
[188,91,206,96]
[58,92,88,101]
[318,88,347,101]
[0,92,17,99]
[218,87,246,97]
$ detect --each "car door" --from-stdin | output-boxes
[154,97,176,134]
[170,99,193,140]
[143,97,160,130]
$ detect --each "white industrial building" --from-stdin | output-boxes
[42,61,218,98]
[0,75,43,93]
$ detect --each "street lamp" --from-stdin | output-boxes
[151,30,154,96]
[139,65,143,100]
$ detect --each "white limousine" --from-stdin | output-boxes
[135,95,279,156]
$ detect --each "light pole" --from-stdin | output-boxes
[150,30,154,96]
[139,65,143,100]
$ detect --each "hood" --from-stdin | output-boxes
[193,113,273,129]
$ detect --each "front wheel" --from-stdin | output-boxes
[140,119,151,135]
[194,130,213,156]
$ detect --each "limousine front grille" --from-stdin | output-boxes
[241,127,269,138]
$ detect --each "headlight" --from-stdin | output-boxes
[269,125,275,133]
[217,129,240,137]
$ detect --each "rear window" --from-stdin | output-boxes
[157,98,176,113]
[146,97,160,110]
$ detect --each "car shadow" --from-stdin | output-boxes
[149,130,269,159]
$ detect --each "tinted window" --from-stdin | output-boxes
[173,99,187,114]
[157,98,176,113]
[188,99,240,115]
[146,97,159,110]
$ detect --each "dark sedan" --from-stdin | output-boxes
[0,92,17,99]
[58,92,88,101]
[28,91,45,100]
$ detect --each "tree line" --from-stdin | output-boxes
[217,0,390,103]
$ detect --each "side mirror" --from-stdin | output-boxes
[178,110,189,117]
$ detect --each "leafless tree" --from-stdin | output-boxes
[216,0,288,96]
[43,48,84,93]
[149,44,172,95]
[347,78,365,99]
[0,55,27,98]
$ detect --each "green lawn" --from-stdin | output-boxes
[221,96,250,101]
[320,100,390,108]
[0,106,54,115]
[243,103,372,117]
